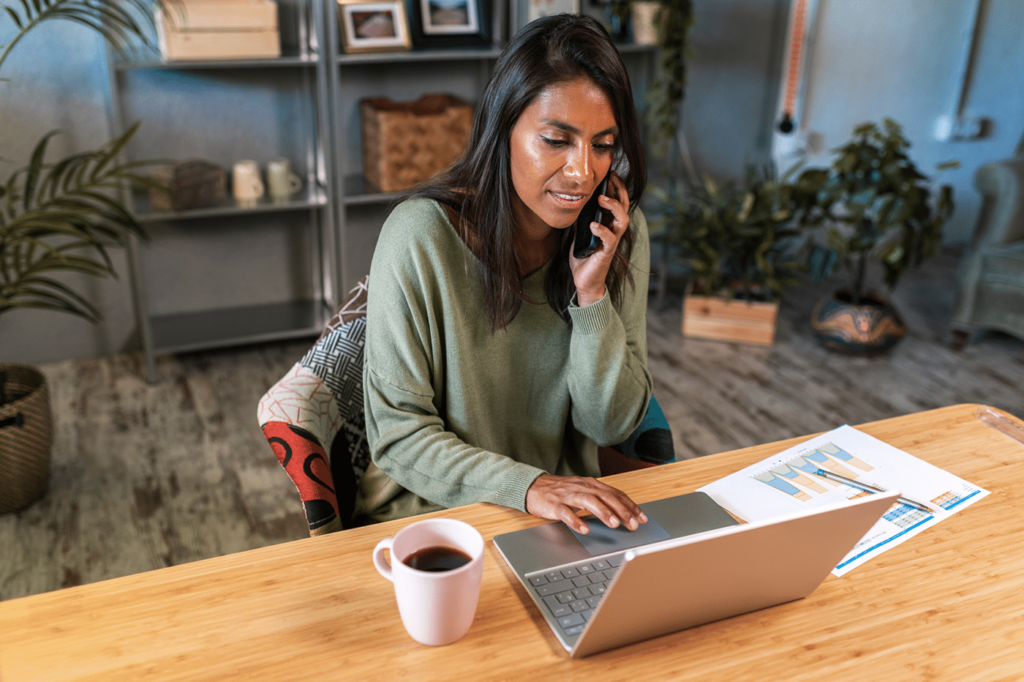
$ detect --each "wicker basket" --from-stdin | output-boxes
[0,364,53,514]
[360,94,473,193]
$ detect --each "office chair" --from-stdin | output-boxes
[258,276,675,537]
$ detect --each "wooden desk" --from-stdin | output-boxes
[3,404,1024,681]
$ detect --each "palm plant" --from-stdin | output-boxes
[1,0,168,323]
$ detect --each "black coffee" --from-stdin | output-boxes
[403,545,472,572]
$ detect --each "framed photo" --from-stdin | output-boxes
[528,0,580,22]
[409,0,491,49]
[511,0,580,36]
[338,0,412,53]
[516,0,581,31]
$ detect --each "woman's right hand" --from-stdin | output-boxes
[525,473,648,534]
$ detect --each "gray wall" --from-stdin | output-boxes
[766,0,1024,244]
[680,0,790,179]
[4,0,1023,364]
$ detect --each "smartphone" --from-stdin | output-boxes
[572,173,614,259]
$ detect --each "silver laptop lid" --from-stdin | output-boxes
[570,490,898,657]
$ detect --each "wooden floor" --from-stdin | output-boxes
[2,249,1022,601]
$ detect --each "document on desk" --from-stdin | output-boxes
[698,425,989,576]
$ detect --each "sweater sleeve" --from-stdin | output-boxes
[362,201,545,513]
[566,207,654,446]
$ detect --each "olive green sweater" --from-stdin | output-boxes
[355,199,652,524]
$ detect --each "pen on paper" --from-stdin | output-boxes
[812,468,935,514]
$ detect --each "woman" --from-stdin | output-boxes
[354,14,653,535]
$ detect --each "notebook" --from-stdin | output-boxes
[493,489,898,658]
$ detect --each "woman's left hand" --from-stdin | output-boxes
[569,171,630,306]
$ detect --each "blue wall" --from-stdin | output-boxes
[766,0,1024,243]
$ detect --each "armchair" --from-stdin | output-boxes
[951,157,1024,348]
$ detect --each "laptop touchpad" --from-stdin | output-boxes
[569,518,671,555]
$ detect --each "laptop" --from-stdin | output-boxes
[493,489,898,658]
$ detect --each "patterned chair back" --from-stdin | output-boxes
[258,277,370,535]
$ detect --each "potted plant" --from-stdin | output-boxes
[793,118,957,355]
[605,0,693,161]
[651,164,804,345]
[0,0,167,512]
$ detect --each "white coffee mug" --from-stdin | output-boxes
[373,518,484,646]
[232,160,264,206]
[266,157,302,202]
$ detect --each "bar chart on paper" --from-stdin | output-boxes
[750,442,875,502]
[700,425,989,575]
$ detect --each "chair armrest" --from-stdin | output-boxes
[604,394,676,471]
[261,420,343,536]
[258,363,345,536]
[973,158,1024,247]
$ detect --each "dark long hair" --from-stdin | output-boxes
[404,14,646,331]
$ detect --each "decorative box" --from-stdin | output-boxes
[155,0,281,61]
[149,160,228,212]
[360,94,473,192]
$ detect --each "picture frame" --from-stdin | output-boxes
[513,0,580,34]
[409,0,491,50]
[337,0,412,54]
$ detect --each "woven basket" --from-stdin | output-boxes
[360,94,473,192]
[0,364,53,513]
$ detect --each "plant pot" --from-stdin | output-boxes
[810,289,906,355]
[0,363,53,513]
[682,292,780,346]
[630,1,661,45]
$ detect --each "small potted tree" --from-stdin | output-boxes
[652,164,804,345]
[793,118,957,355]
[1,0,166,512]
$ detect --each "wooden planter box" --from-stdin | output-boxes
[682,294,780,346]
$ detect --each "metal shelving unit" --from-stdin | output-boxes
[323,0,510,292]
[104,0,337,382]
[322,2,657,293]
[101,0,657,382]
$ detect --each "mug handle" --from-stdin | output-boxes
[253,177,265,194]
[373,537,395,582]
[288,172,302,192]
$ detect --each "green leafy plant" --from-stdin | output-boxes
[604,0,694,158]
[1,0,169,323]
[651,164,804,302]
[643,0,693,156]
[793,118,958,303]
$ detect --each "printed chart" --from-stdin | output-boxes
[699,425,989,575]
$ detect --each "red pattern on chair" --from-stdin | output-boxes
[262,421,342,536]
[258,276,370,536]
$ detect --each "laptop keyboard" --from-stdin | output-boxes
[526,554,626,638]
